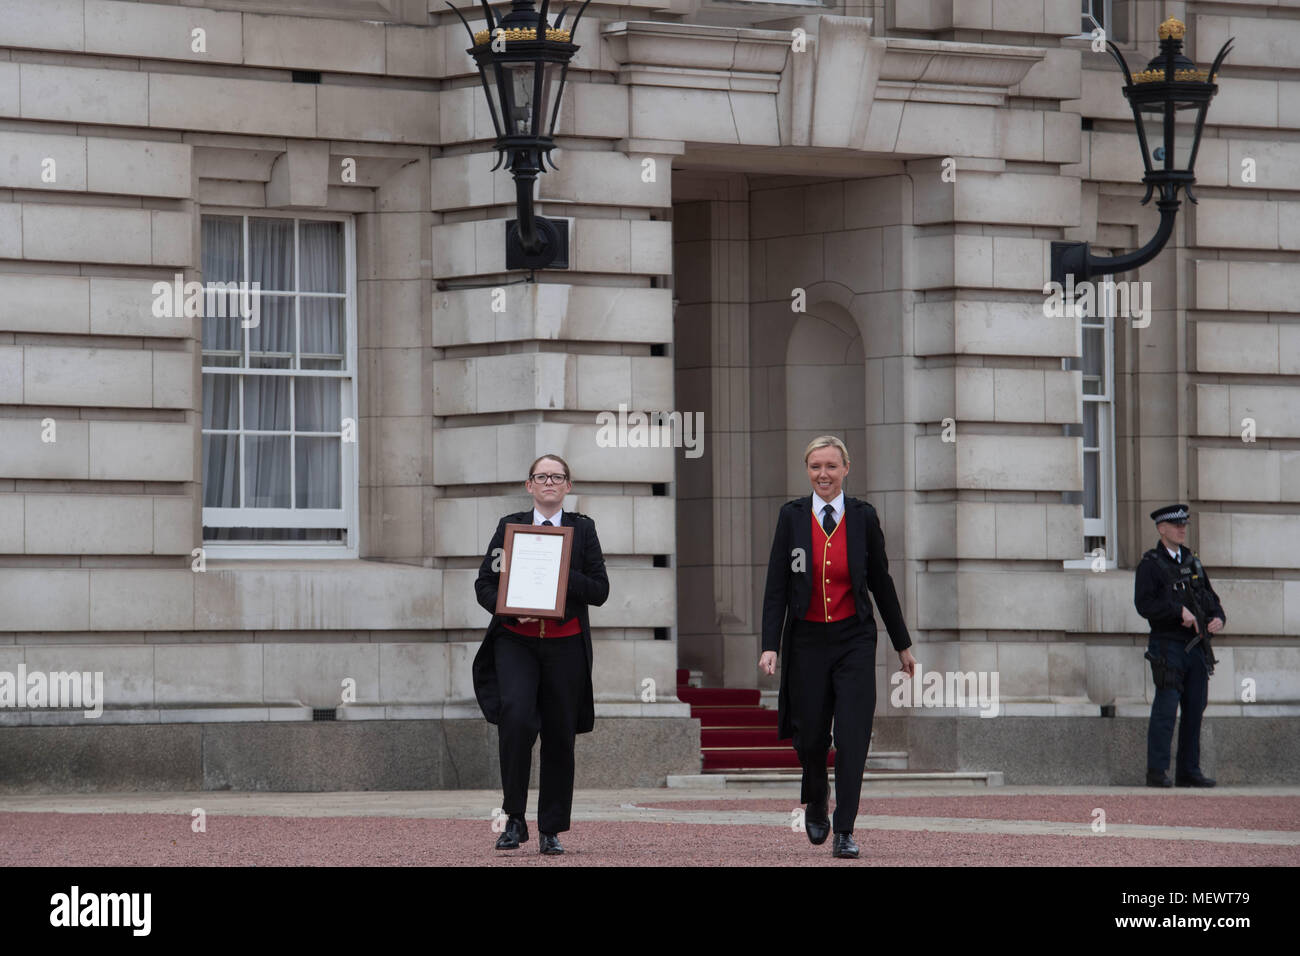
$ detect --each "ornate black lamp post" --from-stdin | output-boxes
[447,0,593,271]
[1050,18,1233,286]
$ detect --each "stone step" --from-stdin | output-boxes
[869,751,909,771]
[667,770,1005,789]
[701,750,908,771]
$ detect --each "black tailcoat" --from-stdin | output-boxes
[472,510,609,734]
[761,495,912,740]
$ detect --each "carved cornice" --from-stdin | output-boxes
[201,0,418,21]
[603,18,1047,151]
[603,19,791,92]
[197,0,413,20]
[604,20,1046,92]
[880,38,1045,89]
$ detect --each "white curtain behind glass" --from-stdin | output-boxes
[297,220,343,510]
[201,217,241,508]
[202,217,344,519]
[244,219,294,509]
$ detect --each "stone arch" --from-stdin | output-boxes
[782,298,866,495]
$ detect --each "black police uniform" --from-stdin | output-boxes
[1133,506,1225,786]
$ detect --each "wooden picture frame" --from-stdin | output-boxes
[495,523,574,620]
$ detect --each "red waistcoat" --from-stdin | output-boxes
[502,616,582,638]
[803,509,856,623]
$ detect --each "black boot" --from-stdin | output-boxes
[1145,769,1172,788]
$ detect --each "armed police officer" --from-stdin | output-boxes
[1134,504,1225,788]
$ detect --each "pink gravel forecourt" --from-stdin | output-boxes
[0,812,1297,867]
[635,795,1300,832]
[2,786,1287,941]
[2,812,1299,867]
[1,786,1296,868]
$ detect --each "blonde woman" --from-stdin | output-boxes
[759,436,917,859]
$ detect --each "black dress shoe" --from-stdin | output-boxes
[1175,772,1217,788]
[539,832,564,855]
[1145,770,1173,788]
[494,815,529,850]
[805,800,830,846]
[832,832,859,859]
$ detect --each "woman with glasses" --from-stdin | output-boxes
[472,453,609,856]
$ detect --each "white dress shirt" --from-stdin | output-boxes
[533,507,563,526]
[810,491,844,528]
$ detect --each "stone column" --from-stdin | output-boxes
[672,171,755,688]
[430,74,685,714]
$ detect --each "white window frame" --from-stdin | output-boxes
[1073,0,1132,45]
[1080,0,1111,35]
[200,209,360,560]
[1063,293,1118,570]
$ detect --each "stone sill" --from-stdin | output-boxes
[0,701,695,724]
[884,701,1098,718]
[1116,703,1300,718]
[595,701,692,717]
[201,558,431,572]
[8,703,1296,725]
[0,705,310,726]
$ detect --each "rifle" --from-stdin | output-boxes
[1177,559,1218,676]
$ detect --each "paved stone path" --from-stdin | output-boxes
[2,785,1296,866]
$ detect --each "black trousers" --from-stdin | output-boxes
[495,629,586,834]
[1146,635,1210,776]
[789,617,877,834]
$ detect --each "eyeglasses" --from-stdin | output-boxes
[529,473,569,484]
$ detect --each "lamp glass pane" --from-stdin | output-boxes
[502,62,537,136]
[536,62,557,136]
[476,63,504,139]
[1139,108,1195,172]
[1185,101,1213,171]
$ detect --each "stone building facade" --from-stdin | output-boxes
[0,0,1296,789]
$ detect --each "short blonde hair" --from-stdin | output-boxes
[803,435,850,466]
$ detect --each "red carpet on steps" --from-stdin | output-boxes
[676,668,832,772]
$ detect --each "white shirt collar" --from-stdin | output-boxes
[533,507,563,526]
[811,491,845,525]
[1165,544,1181,561]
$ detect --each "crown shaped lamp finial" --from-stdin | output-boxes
[1158,17,1186,41]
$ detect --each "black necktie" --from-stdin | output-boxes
[542,520,553,526]
[822,505,836,536]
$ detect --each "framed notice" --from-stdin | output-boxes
[495,523,574,620]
